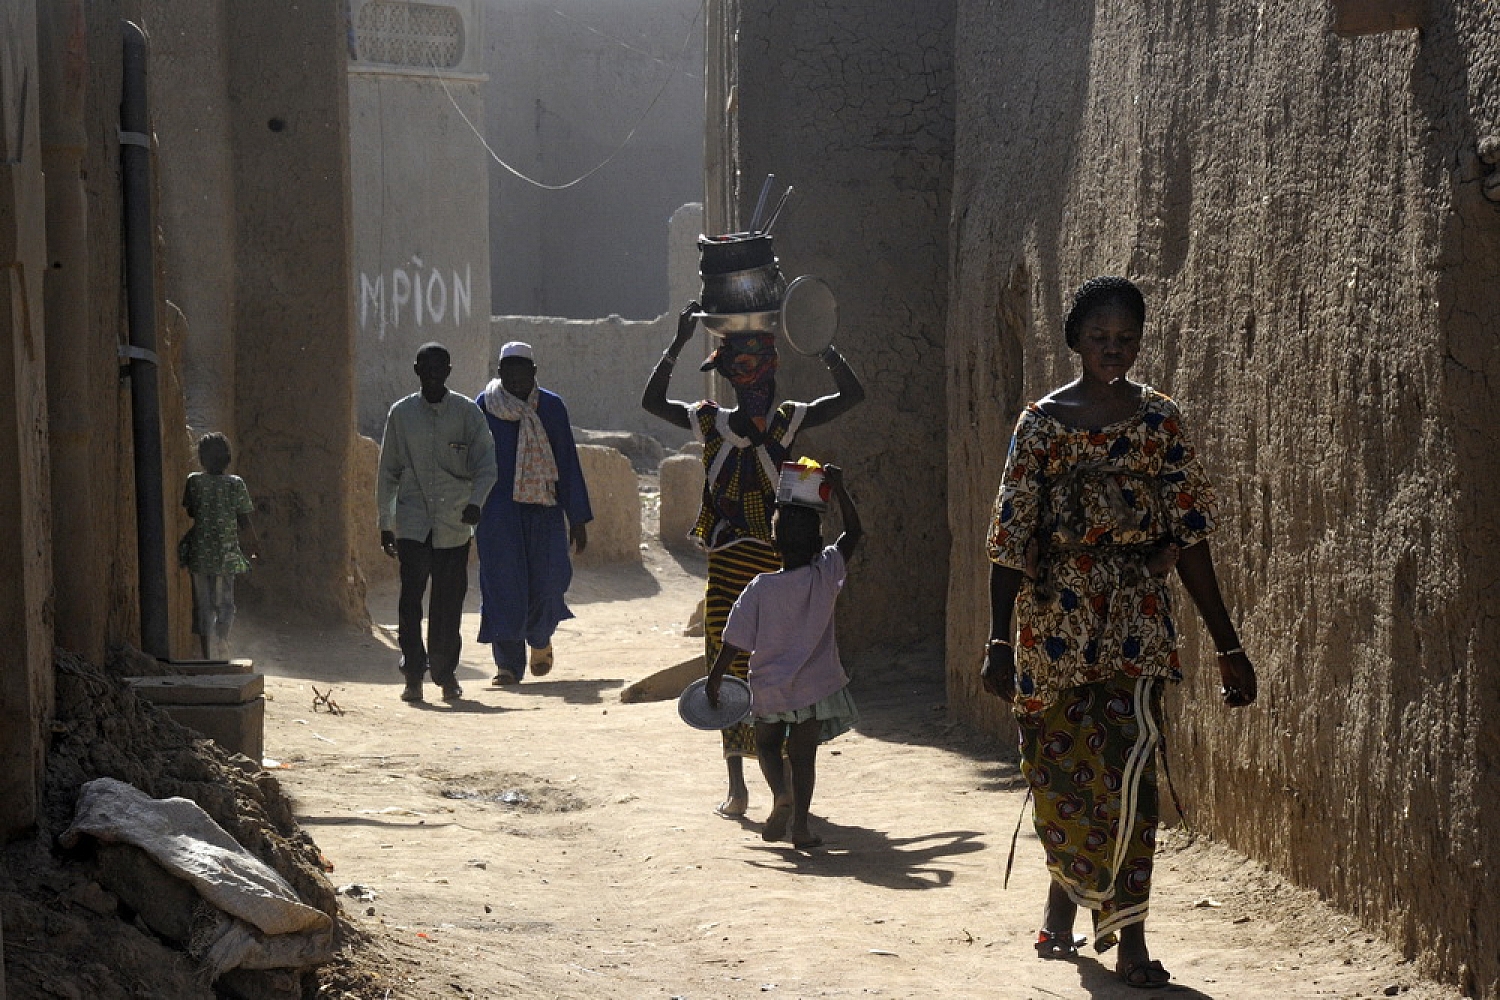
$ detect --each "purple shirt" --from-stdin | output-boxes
[722,545,848,715]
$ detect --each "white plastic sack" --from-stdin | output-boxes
[61,777,334,976]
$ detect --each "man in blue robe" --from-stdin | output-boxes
[475,342,592,684]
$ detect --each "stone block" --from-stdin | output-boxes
[128,673,264,705]
[164,658,254,676]
[573,427,666,473]
[128,673,266,760]
[574,445,640,566]
[659,453,705,551]
[153,700,265,762]
[619,655,706,703]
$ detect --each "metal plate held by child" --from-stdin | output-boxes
[778,275,838,356]
[677,676,753,731]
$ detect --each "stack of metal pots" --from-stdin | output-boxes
[696,232,785,336]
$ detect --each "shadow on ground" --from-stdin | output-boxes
[567,560,665,603]
[463,675,625,706]
[741,819,987,891]
[848,642,1018,771]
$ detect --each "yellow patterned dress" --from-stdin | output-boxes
[986,387,1217,945]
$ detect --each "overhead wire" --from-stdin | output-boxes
[429,0,706,191]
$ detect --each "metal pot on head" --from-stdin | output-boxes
[696,232,785,337]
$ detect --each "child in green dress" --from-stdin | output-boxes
[180,432,260,658]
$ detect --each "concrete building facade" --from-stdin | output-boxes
[349,0,494,438]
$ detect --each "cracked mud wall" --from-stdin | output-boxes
[734,0,956,653]
[944,3,1500,995]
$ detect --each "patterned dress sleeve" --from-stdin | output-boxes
[232,476,254,516]
[986,407,1047,570]
[1153,398,1218,547]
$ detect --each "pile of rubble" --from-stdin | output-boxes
[0,648,391,999]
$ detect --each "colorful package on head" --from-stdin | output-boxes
[776,457,830,511]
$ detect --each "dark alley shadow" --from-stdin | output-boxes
[1072,957,1218,999]
[847,653,1019,769]
[740,820,986,892]
[398,696,509,715]
[972,758,1028,794]
[472,676,625,706]
[565,560,664,604]
[656,547,708,580]
[297,814,459,829]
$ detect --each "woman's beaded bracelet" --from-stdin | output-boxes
[987,638,1012,648]
[1215,647,1244,657]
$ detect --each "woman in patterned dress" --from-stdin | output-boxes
[644,302,864,818]
[982,276,1257,989]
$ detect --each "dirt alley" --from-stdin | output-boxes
[235,528,1465,1000]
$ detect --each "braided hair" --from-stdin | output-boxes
[1063,276,1146,348]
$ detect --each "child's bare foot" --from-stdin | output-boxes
[762,800,792,842]
[715,793,748,818]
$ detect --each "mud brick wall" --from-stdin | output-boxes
[943,3,1500,994]
[735,0,957,653]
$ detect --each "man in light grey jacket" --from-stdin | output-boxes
[377,342,497,703]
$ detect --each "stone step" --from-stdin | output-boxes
[159,658,254,676]
[127,672,263,705]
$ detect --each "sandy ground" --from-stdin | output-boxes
[234,530,1464,1000]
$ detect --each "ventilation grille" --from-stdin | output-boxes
[355,2,465,68]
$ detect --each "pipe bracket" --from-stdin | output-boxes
[117,343,158,366]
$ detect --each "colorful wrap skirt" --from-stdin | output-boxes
[1017,673,1163,946]
[705,539,782,758]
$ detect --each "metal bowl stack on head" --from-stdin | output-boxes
[696,232,785,337]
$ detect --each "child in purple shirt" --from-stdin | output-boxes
[707,465,862,850]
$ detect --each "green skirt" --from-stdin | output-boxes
[753,683,858,743]
[1017,674,1163,947]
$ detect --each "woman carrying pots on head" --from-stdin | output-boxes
[981,275,1257,990]
[643,235,864,819]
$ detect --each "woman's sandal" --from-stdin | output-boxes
[1118,958,1172,989]
[1034,928,1087,959]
